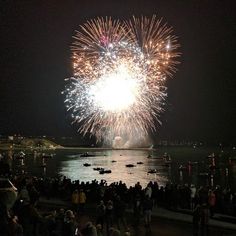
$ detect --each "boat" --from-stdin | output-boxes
[148,169,157,174]
[80,152,96,157]
[66,154,83,158]
[126,164,135,168]
[136,162,144,165]
[99,169,112,174]
[147,155,163,160]
[83,163,91,167]
[93,167,104,171]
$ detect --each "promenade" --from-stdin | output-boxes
[38,197,236,236]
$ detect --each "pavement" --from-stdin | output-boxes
[37,197,236,235]
[150,207,236,231]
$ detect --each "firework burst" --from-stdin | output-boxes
[63,15,180,143]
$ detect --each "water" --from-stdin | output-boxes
[10,146,236,190]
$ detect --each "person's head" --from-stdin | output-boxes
[96,224,102,231]
[12,215,18,223]
[65,210,75,220]
[85,221,93,228]
[59,208,65,215]
[109,227,120,236]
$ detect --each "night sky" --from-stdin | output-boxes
[1,0,236,144]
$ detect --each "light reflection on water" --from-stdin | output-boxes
[59,150,168,187]
[11,147,236,189]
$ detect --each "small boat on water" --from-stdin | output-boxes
[147,155,163,160]
[148,169,157,174]
[137,162,144,165]
[66,154,82,158]
[83,163,91,167]
[99,169,112,174]
[126,164,135,168]
[80,152,96,157]
[93,167,104,171]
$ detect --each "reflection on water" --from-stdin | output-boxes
[59,150,169,187]
[7,147,236,189]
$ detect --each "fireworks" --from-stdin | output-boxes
[63,15,180,143]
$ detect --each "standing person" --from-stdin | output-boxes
[114,196,127,230]
[18,186,30,203]
[96,200,106,230]
[0,201,9,236]
[7,215,24,236]
[27,183,39,205]
[133,194,142,227]
[71,189,79,213]
[143,196,153,229]
[190,184,197,210]
[105,200,114,235]
[81,221,97,236]
[145,184,152,199]
[208,190,216,217]
[78,189,86,214]
[96,224,103,236]
[200,204,210,236]
[17,201,42,236]
[62,210,77,236]
[192,205,201,236]
[109,227,120,236]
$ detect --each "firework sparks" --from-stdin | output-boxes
[63,15,180,143]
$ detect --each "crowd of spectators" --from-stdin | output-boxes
[0,173,236,235]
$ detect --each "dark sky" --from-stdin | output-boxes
[0,0,236,144]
